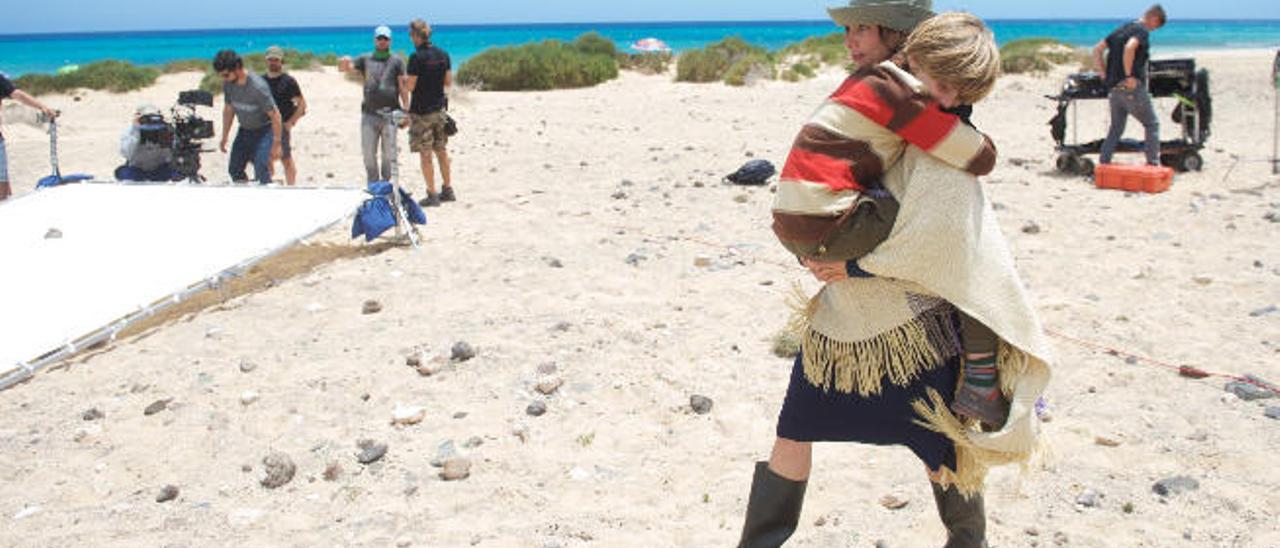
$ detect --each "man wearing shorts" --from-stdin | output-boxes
[0,71,59,200]
[264,46,307,185]
[404,18,453,207]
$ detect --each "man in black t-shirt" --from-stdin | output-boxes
[263,46,307,185]
[1093,4,1167,166]
[404,18,454,207]
[0,72,59,200]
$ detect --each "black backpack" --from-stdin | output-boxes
[724,159,776,185]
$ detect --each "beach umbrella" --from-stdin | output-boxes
[630,38,671,53]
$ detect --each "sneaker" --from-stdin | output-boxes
[418,193,441,207]
[439,185,456,202]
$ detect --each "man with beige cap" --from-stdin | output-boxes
[263,46,307,185]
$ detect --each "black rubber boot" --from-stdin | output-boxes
[738,461,807,548]
[931,482,988,548]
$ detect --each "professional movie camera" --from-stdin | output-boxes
[138,89,216,182]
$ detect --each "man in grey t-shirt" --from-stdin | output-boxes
[339,25,407,182]
[215,49,282,184]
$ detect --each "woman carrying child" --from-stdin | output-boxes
[737,1,1055,547]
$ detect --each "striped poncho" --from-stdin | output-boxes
[772,60,998,259]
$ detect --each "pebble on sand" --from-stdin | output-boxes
[879,494,909,510]
[451,341,477,362]
[323,462,343,481]
[156,485,179,503]
[356,439,389,464]
[535,378,565,395]
[526,401,548,417]
[260,453,297,489]
[392,404,427,426]
[362,300,383,315]
[441,458,472,481]
[1152,476,1199,497]
[144,398,172,416]
[690,395,714,415]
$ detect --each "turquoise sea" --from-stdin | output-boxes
[2,19,1279,77]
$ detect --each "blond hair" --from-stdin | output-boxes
[903,12,1000,105]
[409,19,432,41]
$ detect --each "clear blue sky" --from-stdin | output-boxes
[6,0,1277,34]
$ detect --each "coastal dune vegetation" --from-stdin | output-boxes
[455,32,620,91]
[999,37,1089,74]
[12,49,336,96]
[13,33,1091,96]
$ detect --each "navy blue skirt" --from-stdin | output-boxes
[775,350,962,473]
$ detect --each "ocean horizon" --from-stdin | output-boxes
[3,19,1279,77]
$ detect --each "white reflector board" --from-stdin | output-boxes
[0,183,365,386]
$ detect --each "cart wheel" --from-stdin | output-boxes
[1180,152,1203,172]
[1077,158,1095,178]
[1056,154,1078,174]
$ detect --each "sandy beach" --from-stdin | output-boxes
[2,48,1279,547]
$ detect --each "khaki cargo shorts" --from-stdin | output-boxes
[409,111,449,153]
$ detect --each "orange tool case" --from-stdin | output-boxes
[1094,163,1174,193]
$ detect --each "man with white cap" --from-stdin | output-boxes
[340,25,407,183]
[115,102,178,181]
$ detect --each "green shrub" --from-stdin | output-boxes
[457,35,620,91]
[198,71,223,95]
[675,37,767,83]
[778,32,847,67]
[618,51,673,75]
[161,59,210,74]
[1000,38,1081,74]
[724,53,776,86]
[572,32,617,58]
[14,60,160,95]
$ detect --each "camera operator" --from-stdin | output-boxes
[114,103,180,182]
[213,49,282,185]
[263,46,306,185]
[1,71,59,201]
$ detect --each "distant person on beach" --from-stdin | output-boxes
[214,49,283,185]
[404,18,454,207]
[0,71,59,200]
[736,2,1054,547]
[263,46,307,185]
[115,103,179,182]
[339,25,407,183]
[1094,4,1167,166]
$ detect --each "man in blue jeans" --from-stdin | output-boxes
[214,49,282,184]
[1094,4,1166,166]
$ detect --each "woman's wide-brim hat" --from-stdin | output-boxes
[828,0,935,34]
